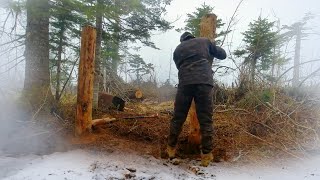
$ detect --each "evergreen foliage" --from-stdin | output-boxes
[234,17,278,83]
[177,3,229,44]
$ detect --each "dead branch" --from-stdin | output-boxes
[215,108,251,114]
[276,59,320,83]
[58,57,79,100]
[1,12,12,37]
[0,35,25,47]
[220,0,244,47]
[242,130,303,160]
[265,102,318,138]
[91,118,117,128]
[0,54,24,68]
[31,86,51,121]
[226,32,242,71]
[213,65,236,75]
[128,120,139,133]
[122,114,159,119]
[298,66,320,87]
[0,58,24,76]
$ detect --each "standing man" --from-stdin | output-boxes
[167,32,226,167]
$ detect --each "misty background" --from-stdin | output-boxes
[138,0,320,85]
[0,0,320,88]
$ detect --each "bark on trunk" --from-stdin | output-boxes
[75,26,97,136]
[251,58,257,86]
[24,0,53,110]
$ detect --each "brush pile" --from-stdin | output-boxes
[59,86,320,161]
[102,87,320,160]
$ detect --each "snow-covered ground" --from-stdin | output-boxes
[1,149,320,180]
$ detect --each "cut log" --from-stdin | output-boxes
[200,14,217,42]
[126,89,143,99]
[187,14,217,152]
[75,26,97,136]
[91,117,117,128]
[134,89,143,99]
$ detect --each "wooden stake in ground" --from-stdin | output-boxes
[75,26,97,136]
[187,14,217,152]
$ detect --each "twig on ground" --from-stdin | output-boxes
[32,86,51,121]
[242,130,303,160]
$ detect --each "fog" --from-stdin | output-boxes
[1,0,320,85]
[139,0,320,85]
[0,79,67,160]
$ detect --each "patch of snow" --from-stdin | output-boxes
[1,149,320,180]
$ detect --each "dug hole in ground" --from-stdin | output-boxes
[1,92,320,180]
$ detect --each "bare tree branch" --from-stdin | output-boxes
[276,59,320,83]
[0,58,25,76]
[58,57,79,100]
[298,67,320,87]
[220,0,244,47]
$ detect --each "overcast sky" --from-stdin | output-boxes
[138,0,320,85]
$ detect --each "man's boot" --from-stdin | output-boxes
[201,152,213,167]
[166,145,176,159]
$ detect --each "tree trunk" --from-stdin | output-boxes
[112,8,121,72]
[75,26,97,136]
[112,44,120,72]
[251,58,257,86]
[24,0,53,110]
[93,0,103,109]
[271,47,276,78]
[275,19,281,79]
[187,14,217,153]
[293,25,301,88]
[55,29,64,102]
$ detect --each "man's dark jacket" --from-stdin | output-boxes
[173,38,226,86]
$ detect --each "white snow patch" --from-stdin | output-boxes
[1,149,320,180]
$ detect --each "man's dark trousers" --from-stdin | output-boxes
[168,84,214,154]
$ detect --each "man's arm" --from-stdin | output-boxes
[215,46,227,60]
[209,41,227,60]
[173,49,180,69]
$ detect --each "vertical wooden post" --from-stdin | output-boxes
[75,26,97,136]
[200,14,217,41]
[187,14,217,152]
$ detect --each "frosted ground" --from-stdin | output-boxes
[1,149,320,180]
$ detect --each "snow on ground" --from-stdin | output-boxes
[1,149,320,180]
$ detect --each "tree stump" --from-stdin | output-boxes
[187,14,217,153]
[75,26,97,136]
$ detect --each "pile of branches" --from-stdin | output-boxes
[214,88,320,160]
[56,82,320,160]
[104,86,320,160]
